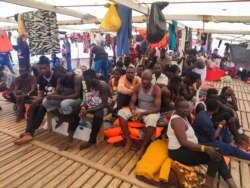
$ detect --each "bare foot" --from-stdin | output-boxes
[241,133,250,143]
[14,134,33,145]
[236,141,250,151]
[19,132,26,138]
[123,139,133,153]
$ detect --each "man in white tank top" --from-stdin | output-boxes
[118,70,161,159]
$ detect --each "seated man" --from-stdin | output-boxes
[117,66,141,111]
[0,66,16,104]
[42,66,82,127]
[180,72,202,102]
[157,48,171,72]
[219,87,249,141]
[219,86,238,111]
[165,64,181,80]
[152,63,168,88]
[118,70,161,158]
[161,76,183,112]
[193,98,250,160]
[64,69,112,150]
[136,65,144,78]
[206,88,248,149]
[15,67,37,122]
[14,56,58,145]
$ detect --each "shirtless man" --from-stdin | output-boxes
[161,76,183,112]
[118,70,161,158]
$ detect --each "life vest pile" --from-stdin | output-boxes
[104,118,164,144]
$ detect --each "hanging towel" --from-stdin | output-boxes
[147,2,169,43]
[116,5,132,56]
[22,10,60,56]
[0,30,13,53]
[168,20,177,50]
[17,14,28,38]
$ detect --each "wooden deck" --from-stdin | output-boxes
[0,79,250,188]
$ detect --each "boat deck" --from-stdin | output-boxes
[0,79,250,188]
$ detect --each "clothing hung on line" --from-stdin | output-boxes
[168,20,177,50]
[82,32,91,53]
[14,13,28,38]
[116,5,132,56]
[0,30,13,53]
[22,10,60,56]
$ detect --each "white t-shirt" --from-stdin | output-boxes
[167,114,198,150]
[152,73,168,86]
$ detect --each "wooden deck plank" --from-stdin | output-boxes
[0,152,54,187]
[0,147,43,173]
[230,160,242,188]
[18,157,68,188]
[0,140,31,160]
[44,162,81,187]
[32,159,74,188]
[0,145,37,167]
[240,162,250,188]
[0,149,49,182]
[56,164,89,188]
[6,154,60,187]
[69,168,97,188]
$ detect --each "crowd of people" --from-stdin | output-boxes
[0,42,249,188]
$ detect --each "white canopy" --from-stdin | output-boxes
[0,0,250,40]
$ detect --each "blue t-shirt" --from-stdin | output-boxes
[193,111,215,143]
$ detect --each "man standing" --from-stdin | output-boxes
[89,43,109,82]
[118,70,161,158]
[14,56,57,145]
[152,63,168,88]
[64,35,72,72]
[117,67,141,111]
